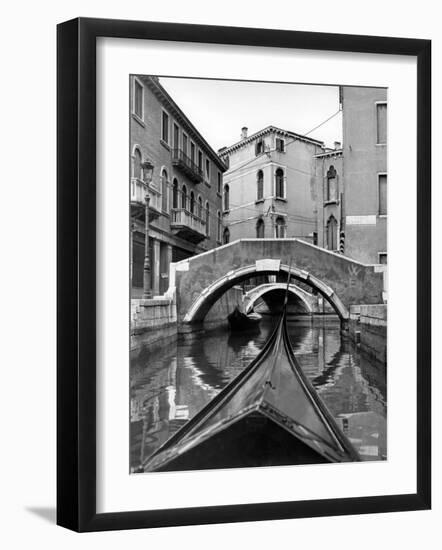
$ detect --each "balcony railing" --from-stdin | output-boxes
[130,178,161,213]
[171,148,204,183]
[170,208,206,243]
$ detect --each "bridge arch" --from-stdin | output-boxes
[183,262,349,324]
[243,283,314,314]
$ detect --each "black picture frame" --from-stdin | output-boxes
[57,17,431,532]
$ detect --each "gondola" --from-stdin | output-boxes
[142,289,360,472]
[227,306,261,331]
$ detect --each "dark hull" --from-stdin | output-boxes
[228,307,261,331]
[143,310,360,472]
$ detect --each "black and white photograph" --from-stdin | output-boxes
[129,75,388,473]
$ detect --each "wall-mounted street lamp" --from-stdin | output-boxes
[141,160,154,299]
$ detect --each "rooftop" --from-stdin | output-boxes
[218,125,324,156]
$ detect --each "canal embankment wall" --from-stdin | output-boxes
[349,304,387,364]
[131,297,177,353]
[130,286,244,351]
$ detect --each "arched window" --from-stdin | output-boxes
[190,191,195,215]
[257,170,264,201]
[326,215,338,251]
[326,165,337,201]
[223,184,230,211]
[223,227,230,244]
[275,168,285,198]
[256,218,264,238]
[181,184,187,209]
[172,178,179,209]
[217,211,222,241]
[161,169,168,211]
[205,202,210,236]
[133,149,142,179]
[198,196,203,219]
[275,216,286,238]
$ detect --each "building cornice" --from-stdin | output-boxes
[314,149,343,158]
[218,126,324,157]
[139,76,227,172]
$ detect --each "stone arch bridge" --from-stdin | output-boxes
[168,239,385,329]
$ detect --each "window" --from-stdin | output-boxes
[172,178,179,209]
[326,165,337,201]
[223,184,230,211]
[217,211,222,241]
[190,191,195,215]
[190,142,195,164]
[256,218,264,238]
[275,216,286,238]
[223,228,230,244]
[326,215,338,250]
[181,184,187,209]
[198,196,203,219]
[379,253,387,265]
[217,172,221,194]
[255,139,264,156]
[133,79,143,119]
[276,138,285,152]
[198,150,203,171]
[378,174,387,215]
[376,102,387,145]
[205,159,210,180]
[162,111,169,143]
[173,123,179,150]
[182,133,188,156]
[205,202,210,236]
[133,149,142,179]
[275,168,285,199]
[224,156,230,169]
[161,169,168,212]
[257,170,264,201]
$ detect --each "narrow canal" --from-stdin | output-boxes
[130,318,387,472]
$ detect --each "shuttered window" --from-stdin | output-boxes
[133,149,142,179]
[257,170,264,200]
[276,138,285,152]
[378,174,387,215]
[162,111,169,143]
[134,80,143,119]
[275,168,285,198]
[376,103,387,144]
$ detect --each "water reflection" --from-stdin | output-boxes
[130,318,387,471]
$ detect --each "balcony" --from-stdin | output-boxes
[170,208,206,243]
[171,148,204,183]
[130,178,161,221]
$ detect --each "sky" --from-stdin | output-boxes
[158,76,342,152]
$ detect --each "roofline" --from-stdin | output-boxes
[218,125,324,156]
[139,75,227,172]
[314,149,343,158]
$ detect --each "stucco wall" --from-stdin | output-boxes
[130,75,224,252]
[221,130,322,242]
[341,87,387,264]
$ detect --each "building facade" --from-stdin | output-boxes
[340,86,387,264]
[130,76,226,298]
[314,146,344,252]
[218,126,324,244]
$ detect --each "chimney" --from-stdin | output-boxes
[241,127,248,140]
[334,141,342,150]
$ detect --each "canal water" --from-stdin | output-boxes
[130,318,387,472]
